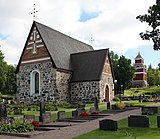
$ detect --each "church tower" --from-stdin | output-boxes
[132,52,147,88]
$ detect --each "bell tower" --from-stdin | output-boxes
[132,52,147,88]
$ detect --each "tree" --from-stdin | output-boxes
[110,51,135,93]
[4,65,16,95]
[136,0,160,50]
[0,50,7,93]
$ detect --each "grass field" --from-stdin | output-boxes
[73,108,160,139]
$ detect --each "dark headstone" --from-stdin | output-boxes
[111,104,116,110]
[14,107,23,115]
[0,103,7,117]
[72,110,78,118]
[42,112,52,124]
[24,115,35,123]
[76,108,82,116]
[128,115,149,128]
[39,101,45,122]
[94,97,99,111]
[99,119,118,131]
[157,116,160,128]
[107,102,111,109]
[142,106,158,115]
[57,111,65,120]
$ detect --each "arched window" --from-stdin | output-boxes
[30,70,40,95]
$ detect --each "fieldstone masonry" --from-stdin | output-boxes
[70,81,100,102]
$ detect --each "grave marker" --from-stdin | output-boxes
[57,111,65,120]
[0,103,7,117]
[42,112,52,124]
[99,119,118,131]
[24,115,35,123]
[128,115,149,128]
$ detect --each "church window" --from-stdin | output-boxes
[30,70,40,95]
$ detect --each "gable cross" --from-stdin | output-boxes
[31,3,38,20]
[89,34,94,45]
[27,28,42,54]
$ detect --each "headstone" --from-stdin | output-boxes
[90,107,96,114]
[39,101,45,122]
[72,110,78,118]
[24,115,35,123]
[0,103,7,117]
[94,97,99,111]
[76,108,82,116]
[107,102,111,109]
[42,112,52,124]
[99,119,118,131]
[128,115,149,128]
[57,111,65,120]
[0,117,14,124]
[14,107,23,115]
[157,116,160,128]
[142,106,158,115]
[111,104,116,110]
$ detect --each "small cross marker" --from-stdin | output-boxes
[31,3,38,20]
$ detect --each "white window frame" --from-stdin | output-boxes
[30,70,40,96]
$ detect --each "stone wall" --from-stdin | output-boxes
[70,81,100,102]
[16,62,57,104]
[100,74,114,101]
[55,71,71,102]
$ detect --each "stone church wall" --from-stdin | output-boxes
[70,81,100,102]
[16,62,57,104]
[100,74,114,101]
[55,71,71,102]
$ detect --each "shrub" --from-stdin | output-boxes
[80,112,90,116]
[31,121,40,127]
[0,120,34,133]
[115,102,126,110]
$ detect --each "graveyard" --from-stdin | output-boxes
[0,95,160,139]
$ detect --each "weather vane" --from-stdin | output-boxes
[31,3,38,20]
[89,34,94,45]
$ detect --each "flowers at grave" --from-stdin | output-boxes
[31,121,40,127]
[79,112,90,116]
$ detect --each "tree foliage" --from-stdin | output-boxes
[110,51,135,94]
[147,66,160,86]
[136,0,160,50]
[0,49,16,95]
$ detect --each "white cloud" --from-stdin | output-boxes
[0,0,156,65]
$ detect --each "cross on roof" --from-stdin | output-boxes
[31,3,38,20]
[89,34,94,45]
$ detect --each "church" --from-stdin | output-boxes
[16,21,115,104]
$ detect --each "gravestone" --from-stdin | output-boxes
[142,106,158,115]
[57,111,65,120]
[99,119,118,131]
[90,107,96,114]
[76,108,82,116]
[0,117,14,124]
[14,107,23,115]
[157,116,160,128]
[24,115,35,123]
[39,101,45,122]
[0,103,7,117]
[72,110,78,118]
[42,112,52,124]
[111,104,116,110]
[128,115,149,128]
[94,97,99,111]
[107,102,111,109]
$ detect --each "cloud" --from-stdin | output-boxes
[0,0,156,65]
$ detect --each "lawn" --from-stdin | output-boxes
[73,108,160,139]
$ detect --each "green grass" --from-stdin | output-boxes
[124,100,154,106]
[73,108,160,139]
[124,86,160,96]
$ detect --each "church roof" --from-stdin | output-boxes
[35,21,93,70]
[16,21,93,73]
[135,52,143,59]
[70,49,109,82]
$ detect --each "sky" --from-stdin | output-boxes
[0,0,160,68]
